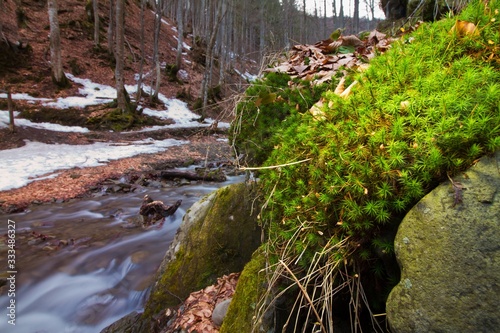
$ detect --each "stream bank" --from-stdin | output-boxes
[0,165,244,333]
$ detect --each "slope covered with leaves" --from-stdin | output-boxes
[232,0,500,331]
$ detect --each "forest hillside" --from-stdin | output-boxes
[0,0,255,122]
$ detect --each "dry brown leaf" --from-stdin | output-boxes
[334,77,346,95]
[367,30,387,45]
[340,35,363,47]
[339,80,358,99]
[293,64,309,74]
[309,99,326,120]
[450,20,479,37]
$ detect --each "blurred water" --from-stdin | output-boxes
[0,175,244,333]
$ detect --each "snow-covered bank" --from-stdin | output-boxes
[0,73,222,131]
[0,138,187,191]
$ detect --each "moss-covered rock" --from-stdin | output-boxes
[220,247,267,333]
[386,151,500,332]
[231,1,500,330]
[143,182,261,317]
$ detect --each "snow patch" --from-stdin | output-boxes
[0,138,188,191]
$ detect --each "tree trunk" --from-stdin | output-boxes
[136,0,145,102]
[200,0,224,121]
[259,0,266,58]
[7,90,15,133]
[0,0,4,39]
[93,0,99,46]
[302,0,306,43]
[331,0,338,33]
[47,0,68,87]
[175,0,184,70]
[151,0,162,102]
[322,0,326,38]
[107,0,114,56]
[339,0,345,28]
[115,0,126,112]
[354,0,360,33]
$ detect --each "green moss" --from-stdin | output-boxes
[220,247,267,333]
[143,183,261,317]
[230,72,334,166]
[231,0,500,329]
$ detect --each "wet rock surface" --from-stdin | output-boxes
[387,151,500,333]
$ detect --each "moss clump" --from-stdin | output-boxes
[230,72,335,166]
[232,0,500,330]
[143,183,261,317]
[87,109,138,132]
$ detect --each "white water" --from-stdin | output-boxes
[0,176,244,333]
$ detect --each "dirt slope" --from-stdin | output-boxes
[1,0,201,102]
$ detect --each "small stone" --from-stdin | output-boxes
[212,298,232,327]
[131,251,149,264]
[28,238,44,246]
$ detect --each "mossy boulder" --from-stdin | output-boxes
[386,151,500,332]
[144,182,261,317]
[220,247,267,332]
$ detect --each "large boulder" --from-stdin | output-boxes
[386,152,500,333]
[143,182,261,317]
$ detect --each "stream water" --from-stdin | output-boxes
[0,175,244,333]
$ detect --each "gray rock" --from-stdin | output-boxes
[144,182,261,315]
[387,151,500,333]
[212,298,232,327]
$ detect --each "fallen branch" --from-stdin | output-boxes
[160,168,226,182]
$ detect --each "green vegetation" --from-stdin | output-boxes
[230,72,335,166]
[231,0,500,330]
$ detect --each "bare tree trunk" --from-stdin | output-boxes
[302,0,306,43]
[259,0,266,58]
[201,0,224,121]
[175,0,184,70]
[354,0,360,33]
[151,0,163,102]
[136,0,145,102]
[339,0,345,28]
[0,0,4,40]
[115,0,126,112]
[47,0,68,87]
[93,0,99,46]
[107,0,114,56]
[7,90,15,133]
[331,0,337,31]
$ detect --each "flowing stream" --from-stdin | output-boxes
[0,175,244,333]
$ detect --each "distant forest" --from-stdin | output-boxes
[160,0,383,63]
